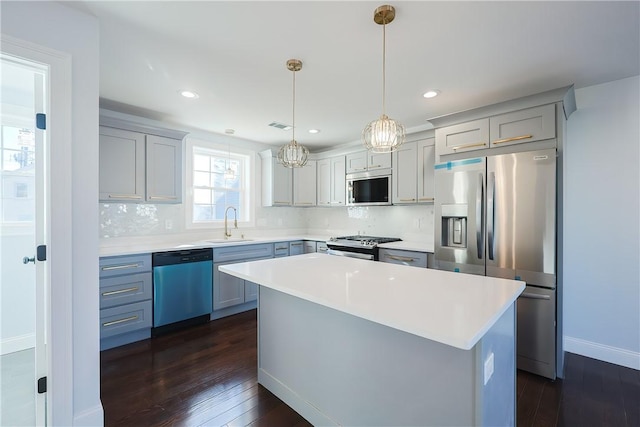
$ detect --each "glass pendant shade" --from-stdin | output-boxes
[363,114,406,153]
[277,59,309,168]
[277,139,309,168]
[224,166,235,180]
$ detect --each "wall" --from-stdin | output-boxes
[564,75,640,369]
[1,1,103,425]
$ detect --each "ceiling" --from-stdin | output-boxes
[63,1,639,151]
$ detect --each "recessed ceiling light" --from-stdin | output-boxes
[423,90,440,99]
[179,90,199,99]
[308,129,320,134]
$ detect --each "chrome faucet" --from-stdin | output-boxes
[224,206,238,238]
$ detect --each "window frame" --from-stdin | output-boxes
[185,137,255,230]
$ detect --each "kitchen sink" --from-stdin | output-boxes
[205,238,254,244]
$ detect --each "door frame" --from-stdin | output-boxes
[1,34,73,425]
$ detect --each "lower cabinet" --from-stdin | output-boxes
[289,240,304,255]
[212,243,274,311]
[303,241,316,253]
[99,254,152,350]
[378,248,429,268]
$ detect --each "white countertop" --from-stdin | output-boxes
[220,253,524,350]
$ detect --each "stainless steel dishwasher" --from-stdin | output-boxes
[152,248,212,334]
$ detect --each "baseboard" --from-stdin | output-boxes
[564,336,640,370]
[73,403,104,426]
[0,333,35,355]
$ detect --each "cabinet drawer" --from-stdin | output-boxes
[317,242,329,254]
[289,241,304,255]
[436,119,489,156]
[490,104,556,148]
[213,243,274,263]
[274,242,289,257]
[99,254,151,278]
[99,272,152,309]
[303,241,317,253]
[100,300,152,339]
[379,249,428,268]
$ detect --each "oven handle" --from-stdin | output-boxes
[326,249,374,261]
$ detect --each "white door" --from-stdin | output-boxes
[0,52,49,426]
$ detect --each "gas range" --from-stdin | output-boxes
[326,235,402,260]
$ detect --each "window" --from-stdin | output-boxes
[187,140,252,228]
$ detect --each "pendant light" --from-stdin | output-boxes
[224,129,235,180]
[277,59,309,168]
[362,5,405,153]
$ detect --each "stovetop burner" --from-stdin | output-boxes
[332,235,401,244]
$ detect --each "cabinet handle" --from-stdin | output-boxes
[520,292,551,300]
[451,142,487,151]
[493,134,533,145]
[101,263,140,271]
[370,164,382,168]
[102,286,139,297]
[102,315,138,327]
[318,248,328,252]
[274,201,290,204]
[295,202,314,205]
[386,254,416,262]
[399,198,416,202]
[291,243,302,246]
[419,198,434,202]
[148,196,177,200]
[108,194,142,200]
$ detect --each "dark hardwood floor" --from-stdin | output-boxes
[101,310,639,427]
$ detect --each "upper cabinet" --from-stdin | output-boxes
[435,103,559,157]
[317,155,345,207]
[260,150,292,206]
[99,117,186,204]
[346,150,391,174]
[391,137,435,204]
[293,160,317,207]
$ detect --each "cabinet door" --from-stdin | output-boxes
[316,158,331,206]
[146,135,182,203]
[490,104,556,148]
[293,160,316,206]
[274,242,289,257]
[245,281,259,303]
[368,151,392,170]
[392,142,417,204]
[346,151,368,173]
[303,241,316,253]
[417,138,435,203]
[330,156,346,206]
[289,241,304,255]
[213,261,245,310]
[379,248,428,268]
[99,126,145,202]
[435,119,489,156]
[273,160,293,206]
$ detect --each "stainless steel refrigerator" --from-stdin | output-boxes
[434,148,558,379]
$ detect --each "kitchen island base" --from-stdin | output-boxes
[258,286,516,426]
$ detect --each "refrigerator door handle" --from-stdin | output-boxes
[520,292,551,300]
[487,171,495,260]
[476,173,484,259]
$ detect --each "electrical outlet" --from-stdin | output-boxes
[165,219,173,230]
[484,352,495,385]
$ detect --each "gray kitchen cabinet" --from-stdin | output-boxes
[489,104,556,149]
[293,160,316,206]
[417,138,436,203]
[303,241,316,253]
[260,149,293,206]
[317,156,346,206]
[289,240,304,255]
[392,137,435,204]
[274,242,290,257]
[99,126,145,202]
[146,134,182,203]
[99,118,186,203]
[378,248,428,268]
[99,254,153,350]
[346,150,391,173]
[316,241,329,254]
[392,142,418,204]
[435,119,489,156]
[213,243,274,311]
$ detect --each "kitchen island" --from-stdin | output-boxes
[220,253,524,426]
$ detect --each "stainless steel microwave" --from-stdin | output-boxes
[346,169,392,206]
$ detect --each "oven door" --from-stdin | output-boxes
[326,248,374,261]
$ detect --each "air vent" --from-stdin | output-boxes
[268,121,293,131]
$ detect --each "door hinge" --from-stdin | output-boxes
[37,245,46,261]
[37,376,47,393]
[36,113,46,130]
